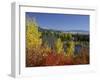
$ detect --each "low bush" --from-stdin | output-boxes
[26,47,89,67]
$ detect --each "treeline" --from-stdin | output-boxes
[39,27,89,42]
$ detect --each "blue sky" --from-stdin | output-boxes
[26,12,89,31]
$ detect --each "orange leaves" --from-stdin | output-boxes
[26,47,89,67]
[44,53,57,66]
[26,48,75,67]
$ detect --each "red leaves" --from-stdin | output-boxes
[26,47,89,67]
[43,52,73,66]
[64,56,74,65]
[44,53,57,66]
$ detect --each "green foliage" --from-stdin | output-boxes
[66,33,72,41]
[55,38,63,54]
[60,33,72,41]
[26,18,42,49]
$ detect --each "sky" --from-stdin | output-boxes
[26,12,89,31]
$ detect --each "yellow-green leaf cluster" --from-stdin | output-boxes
[66,41,74,56]
[26,20,42,49]
[55,38,63,54]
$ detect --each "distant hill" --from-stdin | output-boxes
[63,30,89,35]
[38,27,89,35]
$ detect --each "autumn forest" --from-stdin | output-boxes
[26,12,89,67]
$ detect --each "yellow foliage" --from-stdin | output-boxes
[66,41,74,56]
[55,38,63,53]
[26,20,42,49]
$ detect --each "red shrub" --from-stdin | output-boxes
[64,56,74,65]
[44,52,57,66]
[44,52,74,66]
[26,47,89,67]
